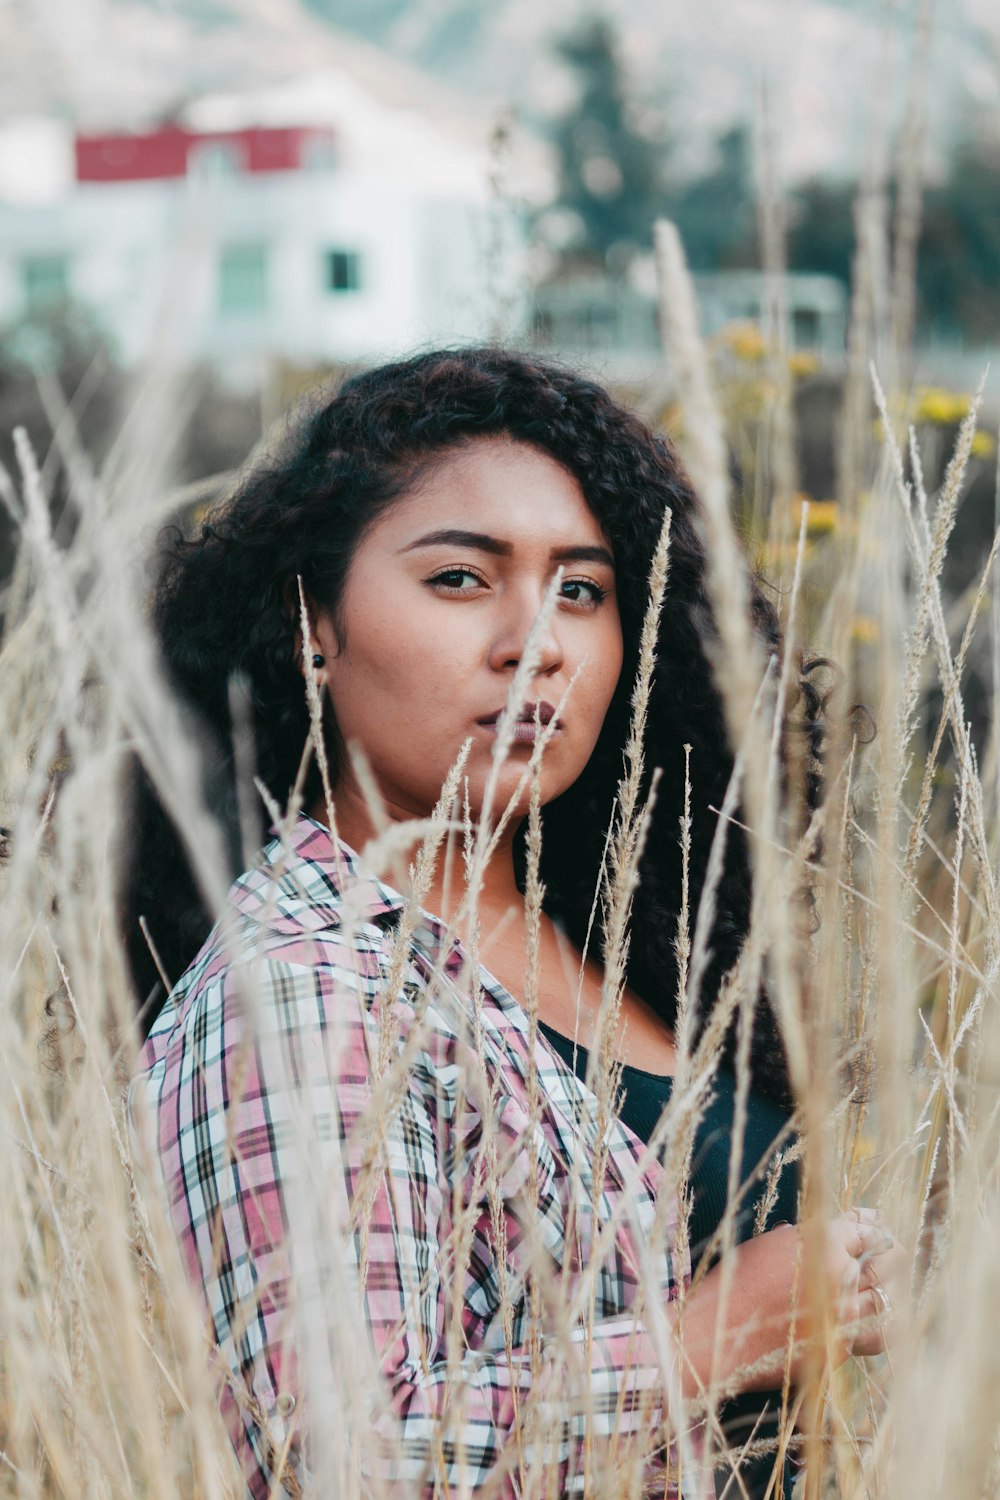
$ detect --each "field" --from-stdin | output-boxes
[0,220,998,1499]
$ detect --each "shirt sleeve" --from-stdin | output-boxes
[133,939,699,1500]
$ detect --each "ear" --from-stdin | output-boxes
[284,578,331,679]
[293,632,328,678]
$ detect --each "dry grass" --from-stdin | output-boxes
[0,233,998,1500]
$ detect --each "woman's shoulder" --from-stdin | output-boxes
[133,814,462,1081]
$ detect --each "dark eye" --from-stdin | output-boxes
[426,567,485,592]
[560,578,608,607]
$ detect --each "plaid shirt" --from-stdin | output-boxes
[131,815,702,1499]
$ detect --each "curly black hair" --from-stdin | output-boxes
[124,346,838,1106]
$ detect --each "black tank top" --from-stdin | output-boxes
[538,1020,800,1499]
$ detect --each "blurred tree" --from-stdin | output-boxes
[547,17,667,267]
[787,178,856,285]
[544,19,758,272]
[919,137,1000,341]
[669,126,757,269]
[787,127,1000,344]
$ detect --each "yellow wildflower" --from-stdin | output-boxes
[971,429,997,461]
[796,497,839,535]
[913,387,971,426]
[851,616,879,645]
[788,350,821,378]
[721,320,767,363]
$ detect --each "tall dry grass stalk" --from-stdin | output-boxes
[653,206,1000,1497]
[889,0,936,372]
[1,227,998,1500]
[753,80,799,564]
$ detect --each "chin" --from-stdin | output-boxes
[439,748,579,827]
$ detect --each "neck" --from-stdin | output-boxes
[313,783,524,927]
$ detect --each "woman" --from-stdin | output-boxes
[127,347,904,1500]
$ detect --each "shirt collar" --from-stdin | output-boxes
[229,813,408,937]
[228,814,515,1011]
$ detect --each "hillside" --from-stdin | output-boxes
[2,0,997,182]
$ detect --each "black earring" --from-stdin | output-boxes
[311,654,325,668]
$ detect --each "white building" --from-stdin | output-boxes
[0,65,545,376]
[533,267,848,369]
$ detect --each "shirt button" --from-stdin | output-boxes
[275,1392,296,1418]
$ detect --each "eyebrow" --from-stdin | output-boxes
[399,528,615,569]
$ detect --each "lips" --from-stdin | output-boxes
[476,700,557,728]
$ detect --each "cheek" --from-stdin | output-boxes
[593,620,624,715]
[325,598,461,722]
[563,625,622,757]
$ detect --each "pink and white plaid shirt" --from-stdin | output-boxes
[131,814,701,1499]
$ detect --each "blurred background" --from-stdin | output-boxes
[1,0,998,677]
[3,14,999,1497]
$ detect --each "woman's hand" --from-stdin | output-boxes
[833,1207,908,1360]
[669,1210,907,1399]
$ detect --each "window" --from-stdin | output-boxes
[22,254,69,316]
[302,134,337,171]
[792,306,820,349]
[189,140,245,180]
[218,243,268,315]
[325,249,361,294]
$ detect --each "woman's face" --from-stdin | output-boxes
[312,436,624,827]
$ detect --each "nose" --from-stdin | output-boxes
[486,583,564,678]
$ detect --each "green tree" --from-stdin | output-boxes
[549,17,667,266]
[786,126,1000,345]
[919,138,1000,341]
[786,177,856,285]
[546,21,759,272]
[669,126,757,270]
